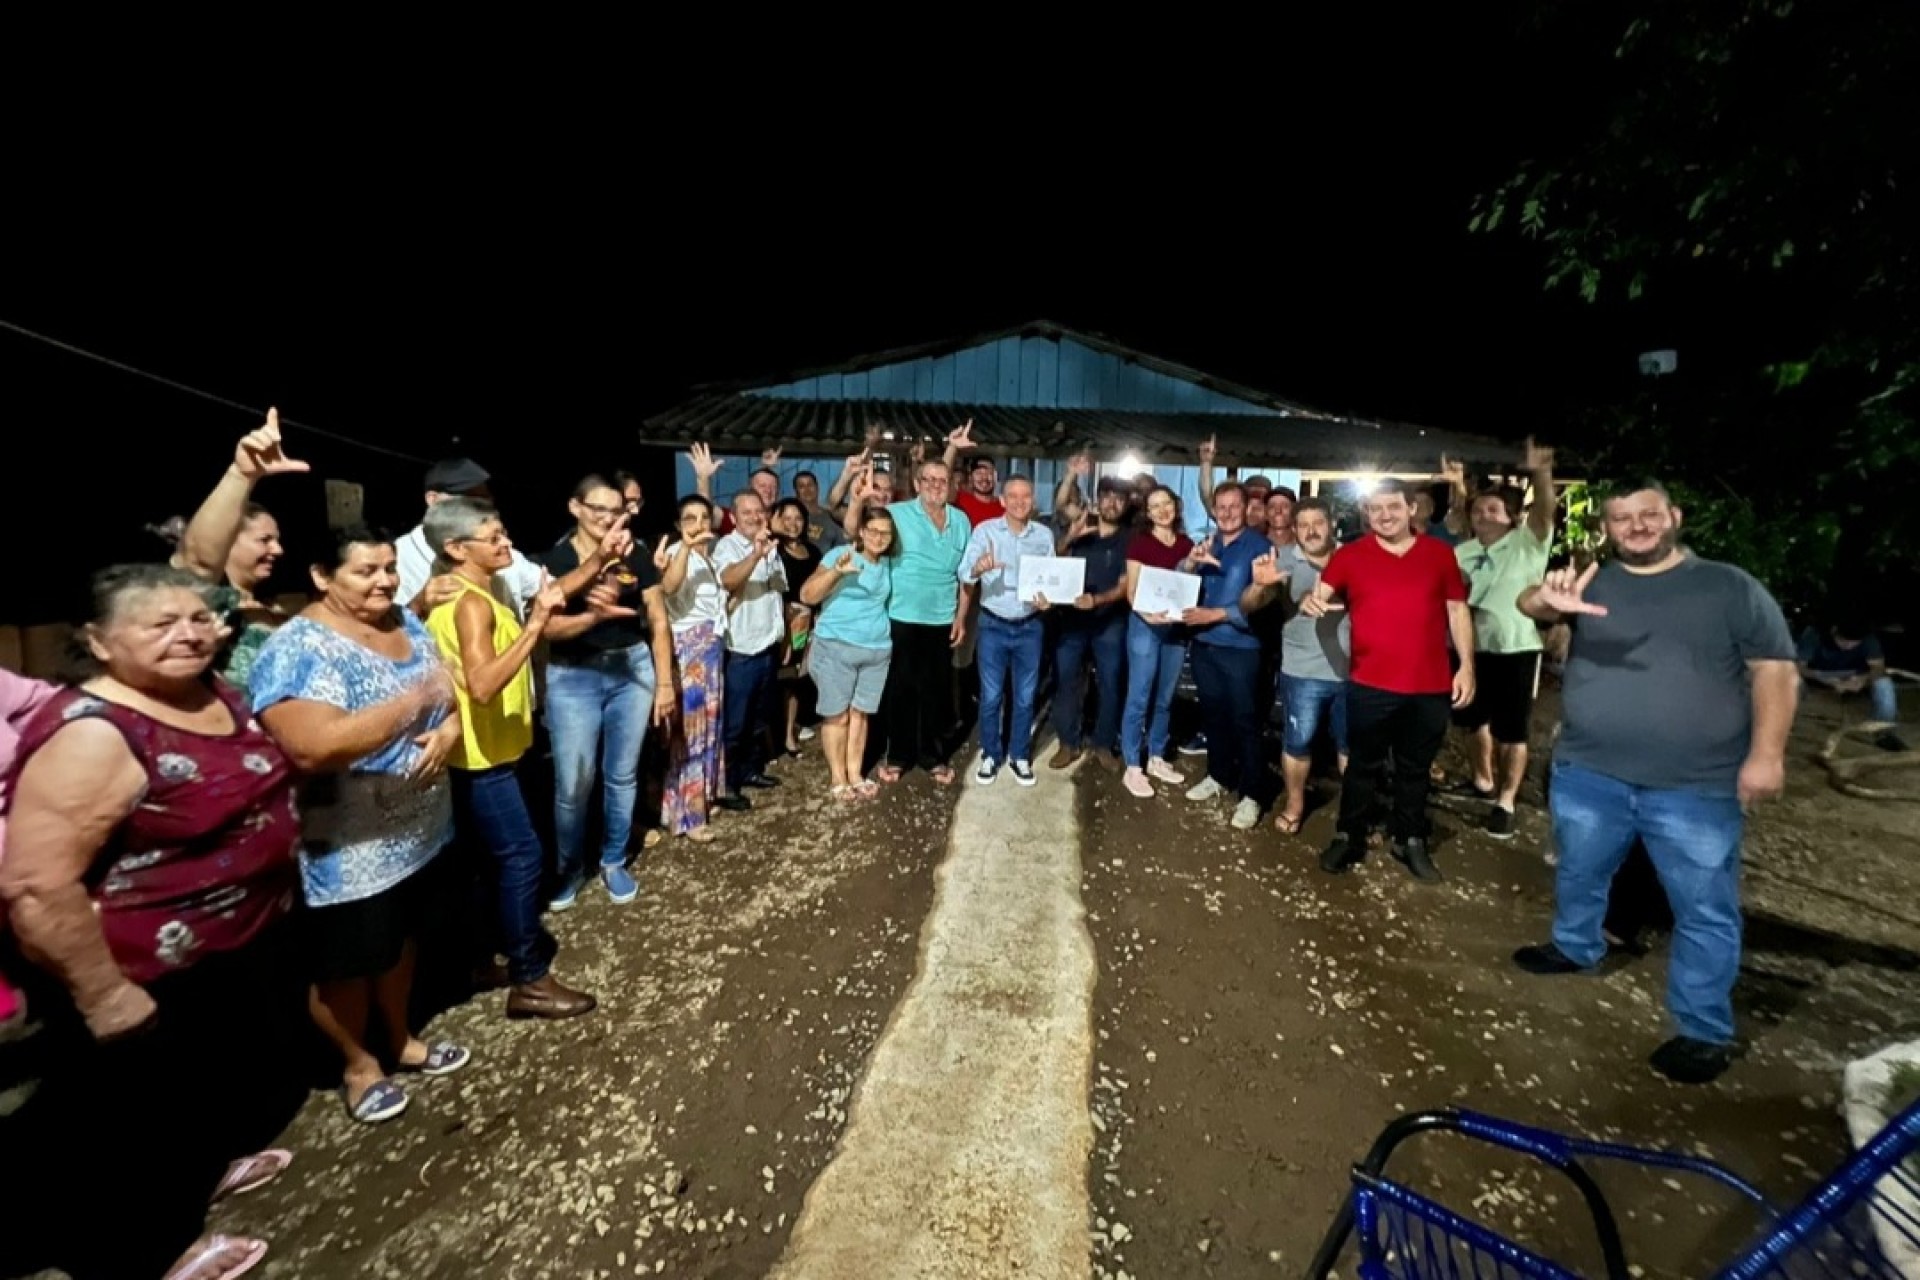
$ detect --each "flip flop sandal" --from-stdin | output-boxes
[346,1078,409,1124]
[210,1149,292,1204]
[1272,811,1305,835]
[874,764,903,784]
[162,1234,268,1280]
[854,779,880,801]
[682,825,717,844]
[929,765,956,786]
[397,1040,471,1077]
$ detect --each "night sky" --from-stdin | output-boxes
[6,10,1681,620]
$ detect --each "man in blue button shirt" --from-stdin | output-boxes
[960,477,1058,786]
[1182,482,1274,829]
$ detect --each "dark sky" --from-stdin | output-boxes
[6,9,1666,617]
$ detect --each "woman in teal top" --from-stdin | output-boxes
[800,507,898,801]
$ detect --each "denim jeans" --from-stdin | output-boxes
[1803,671,1901,724]
[1280,673,1349,760]
[1191,642,1271,804]
[977,611,1044,763]
[1122,614,1184,766]
[1549,760,1745,1044]
[723,643,779,789]
[1052,612,1127,751]
[453,763,555,986]
[546,647,655,883]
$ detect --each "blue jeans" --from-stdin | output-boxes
[1549,761,1745,1044]
[546,647,656,883]
[977,611,1044,763]
[453,763,555,986]
[723,643,779,789]
[1191,642,1272,804]
[1122,614,1185,766]
[1280,673,1348,759]
[1052,613,1127,751]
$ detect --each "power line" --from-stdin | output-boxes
[0,317,431,464]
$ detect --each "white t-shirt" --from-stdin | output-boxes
[662,543,729,636]
[397,525,544,621]
[712,531,789,656]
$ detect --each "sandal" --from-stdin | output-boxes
[831,784,858,804]
[854,779,880,801]
[396,1040,471,1077]
[681,825,716,844]
[163,1234,268,1280]
[210,1149,292,1204]
[929,765,956,786]
[1272,810,1304,835]
[874,764,903,784]
[346,1078,409,1124]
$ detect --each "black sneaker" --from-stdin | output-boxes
[1319,833,1362,874]
[975,758,1000,786]
[1485,806,1515,840]
[1177,733,1209,757]
[1512,942,1592,975]
[1392,837,1442,882]
[1875,730,1910,752]
[1649,1035,1733,1085]
[1009,759,1037,787]
[714,794,752,812]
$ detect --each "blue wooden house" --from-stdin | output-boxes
[642,320,1513,520]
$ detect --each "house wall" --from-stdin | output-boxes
[746,336,1272,416]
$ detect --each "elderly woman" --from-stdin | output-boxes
[659,494,729,843]
[799,507,898,801]
[0,565,305,1280]
[170,410,311,693]
[423,498,596,1020]
[538,475,675,911]
[249,526,469,1124]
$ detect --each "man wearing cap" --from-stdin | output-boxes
[398,459,547,618]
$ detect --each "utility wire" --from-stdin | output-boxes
[0,316,431,464]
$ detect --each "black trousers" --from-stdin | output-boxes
[882,620,956,772]
[1337,683,1451,841]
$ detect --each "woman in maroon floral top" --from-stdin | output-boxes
[0,565,305,1280]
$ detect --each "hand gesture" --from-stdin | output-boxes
[1737,753,1786,809]
[863,472,893,504]
[1188,538,1221,570]
[1536,561,1608,617]
[1198,433,1216,465]
[761,445,784,468]
[1440,454,1467,489]
[1068,452,1093,478]
[833,553,865,577]
[1299,586,1345,619]
[530,572,566,622]
[843,446,871,475]
[908,440,928,466]
[946,418,976,452]
[972,549,1001,578]
[689,443,722,480]
[233,408,311,483]
[409,718,462,783]
[751,529,776,561]
[595,512,633,562]
[1250,549,1289,588]
[586,580,638,619]
[1522,436,1555,473]
[652,534,672,571]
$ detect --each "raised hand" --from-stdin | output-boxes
[833,552,865,577]
[761,445,784,468]
[652,534,672,571]
[233,408,311,482]
[1198,434,1216,465]
[689,442,722,480]
[1299,585,1345,619]
[1250,549,1289,588]
[946,418,976,452]
[1536,561,1607,616]
[971,549,1001,578]
[529,571,566,622]
[843,447,872,474]
[1440,454,1467,489]
[596,512,633,561]
[1068,452,1093,478]
[1522,436,1555,474]
[1188,538,1222,570]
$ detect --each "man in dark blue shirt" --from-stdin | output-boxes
[1048,477,1134,770]
[1181,483,1273,829]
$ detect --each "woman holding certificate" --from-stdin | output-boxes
[1119,485,1196,798]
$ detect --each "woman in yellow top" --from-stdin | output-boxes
[422,497,597,1021]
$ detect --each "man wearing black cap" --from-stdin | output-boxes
[1048,477,1133,769]
[398,458,546,618]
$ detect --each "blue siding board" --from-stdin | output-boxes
[996,338,1021,403]
[913,358,935,400]
[1033,337,1060,407]
[1056,340,1088,407]
[842,371,868,398]
[931,354,954,400]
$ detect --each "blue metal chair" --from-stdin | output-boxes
[1305,1097,1920,1278]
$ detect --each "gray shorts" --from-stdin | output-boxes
[810,637,892,716]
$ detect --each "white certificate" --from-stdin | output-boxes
[1133,565,1201,616]
[1018,556,1085,604]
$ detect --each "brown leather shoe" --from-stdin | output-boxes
[471,961,511,993]
[1049,745,1081,770]
[506,974,597,1020]
[1092,749,1122,772]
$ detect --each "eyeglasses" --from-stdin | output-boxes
[463,532,511,547]
[580,501,624,518]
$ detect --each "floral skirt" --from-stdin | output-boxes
[665,622,727,834]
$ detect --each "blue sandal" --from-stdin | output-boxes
[347,1078,409,1124]
[398,1040,471,1077]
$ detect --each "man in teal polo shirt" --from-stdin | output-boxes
[1446,438,1556,838]
[847,457,971,783]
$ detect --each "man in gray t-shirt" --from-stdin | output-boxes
[1508,479,1798,1086]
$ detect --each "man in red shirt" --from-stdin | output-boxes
[953,457,1005,526]
[1303,479,1475,880]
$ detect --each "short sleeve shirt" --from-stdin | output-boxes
[1277,545,1351,682]
[1319,535,1468,695]
[1456,525,1550,654]
[540,537,662,662]
[814,547,895,650]
[885,501,972,625]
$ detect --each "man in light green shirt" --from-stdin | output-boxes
[1444,438,1557,838]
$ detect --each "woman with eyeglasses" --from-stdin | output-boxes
[800,507,900,801]
[657,494,729,843]
[537,476,675,910]
[423,499,596,1021]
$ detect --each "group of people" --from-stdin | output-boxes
[0,408,1905,1278]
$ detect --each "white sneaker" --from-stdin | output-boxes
[1186,776,1224,802]
[975,757,1000,786]
[1009,760,1037,787]
[1231,797,1261,829]
[1147,757,1184,785]
[1122,766,1154,798]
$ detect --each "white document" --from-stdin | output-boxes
[1018,556,1085,604]
[1133,566,1201,616]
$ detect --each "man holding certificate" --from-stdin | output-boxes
[1181,482,1275,830]
[959,477,1057,786]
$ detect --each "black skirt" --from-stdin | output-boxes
[306,863,433,983]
